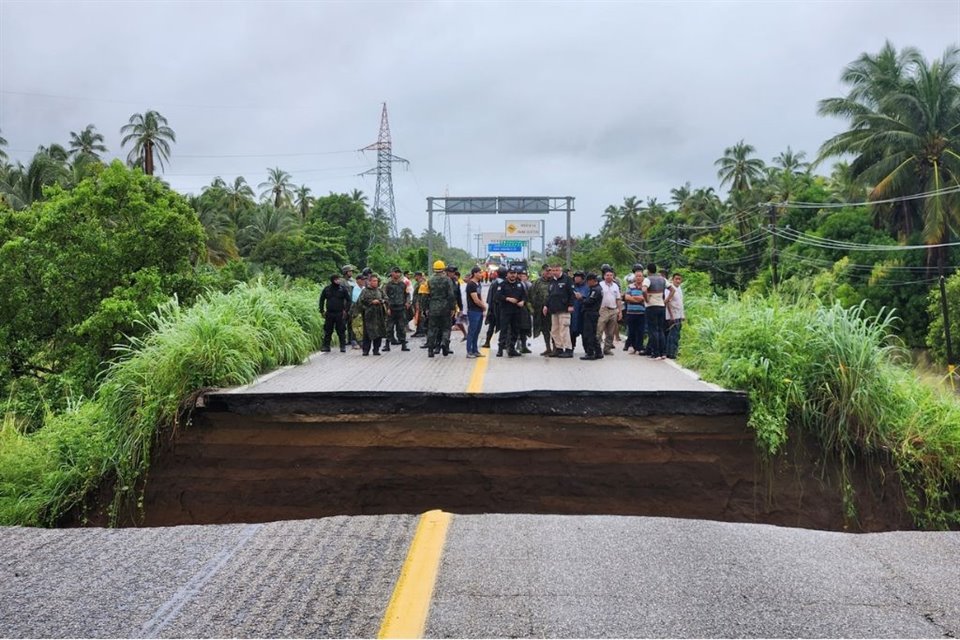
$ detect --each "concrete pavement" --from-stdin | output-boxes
[1,514,957,638]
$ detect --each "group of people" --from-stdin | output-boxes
[317,261,686,361]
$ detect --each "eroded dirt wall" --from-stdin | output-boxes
[135,411,912,531]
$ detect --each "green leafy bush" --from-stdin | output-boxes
[682,293,960,527]
[0,279,323,526]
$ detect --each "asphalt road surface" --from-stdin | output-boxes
[1,514,957,638]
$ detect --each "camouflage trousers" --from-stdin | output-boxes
[427,311,451,349]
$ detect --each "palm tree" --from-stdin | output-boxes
[240,204,296,254]
[38,144,69,164]
[350,188,368,209]
[188,194,238,265]
[688,187,724,226]
[68,124,107,162]
[120,110,176,175]
[224,176,255,229]
[0,149,69,209]
[826,161,867,204]
[728,189,758,238]
[601,204,621,237]
[715,140,766,194]
[294,185,313,221]
[670,182,692,213]
[258,167,294,209]
[0,131,7,162]
[772,147,808,175]
[767,147,810,205]
[818,43,960,266]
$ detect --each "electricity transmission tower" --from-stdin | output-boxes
[360,103,409,237]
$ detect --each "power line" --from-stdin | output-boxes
[164,164,369,177]
[0,89,312,111]
[773,227,960,251]
[770,184,960,209]
[779,252,960,272]
[672,229,768,250]
[177,150,360,159]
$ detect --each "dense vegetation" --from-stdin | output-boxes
[0,41,958,527]
[681,288,960,528]
[0,279,324,525]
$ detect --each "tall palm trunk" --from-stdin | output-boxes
[144,139,154,175]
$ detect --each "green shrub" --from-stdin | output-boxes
[0,279,323,526]
[682,293,960,528]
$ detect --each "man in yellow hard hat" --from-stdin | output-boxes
[426,259,457,357]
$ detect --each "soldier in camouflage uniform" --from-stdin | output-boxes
[528,264,553,356]
[384,266,411,352]
[426,260,457,357]
[356,274,388,356]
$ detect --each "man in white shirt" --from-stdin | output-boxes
[665,272,685,359]
[597,267,622,355]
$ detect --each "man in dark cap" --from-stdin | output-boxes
[482,265,507,349]
[318,273,352,352]
[384,266,411,351]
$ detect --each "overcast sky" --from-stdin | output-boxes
[2,0,958,252]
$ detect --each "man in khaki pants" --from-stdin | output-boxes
[597,266,622,355]
[543,263,575,358]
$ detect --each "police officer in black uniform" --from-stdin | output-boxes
[319,273,352,352]
[496,266,527,357]
[482,266,508,348]
[579,272,604,360]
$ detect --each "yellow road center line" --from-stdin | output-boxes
[378,510,453,639]
[466,347,490,394]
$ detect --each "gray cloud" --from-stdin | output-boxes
[2,0,958,250]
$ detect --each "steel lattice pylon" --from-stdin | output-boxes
[360,103,409,237]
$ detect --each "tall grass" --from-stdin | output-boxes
[0,279,323,526]
[682,292,960,528]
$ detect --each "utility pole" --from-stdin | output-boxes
[671,223,678,269]
[474,232,483,261]
[768,204,778,289]
[938,231,956,383]
[938,273,955,370]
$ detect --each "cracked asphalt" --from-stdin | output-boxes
[1,514,957,638]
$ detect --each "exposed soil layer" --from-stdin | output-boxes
[134,399,913,532]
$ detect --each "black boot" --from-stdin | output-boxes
[496,348,503,357]
[401,342,410,352]
[382,344,390,352]
[482,339,491,349]
[442,343,451,356]
[508,349,521,357]
[320,345,331,353]
[428,347,435,358]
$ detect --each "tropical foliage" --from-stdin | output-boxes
[682,291,960,528]
[0,279,323,526]
[120,110,176,175]
[0,42,958,529]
